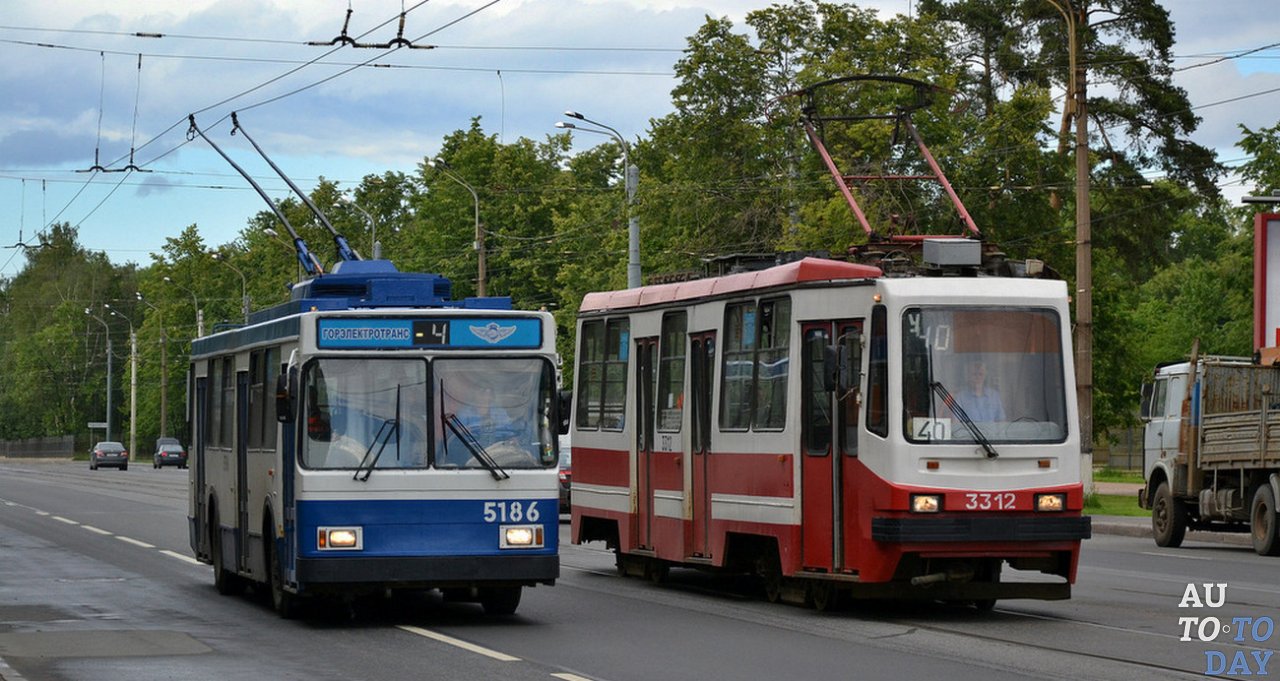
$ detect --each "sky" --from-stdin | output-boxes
[1,0,1279,279]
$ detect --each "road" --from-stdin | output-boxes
[0,460,1276,681]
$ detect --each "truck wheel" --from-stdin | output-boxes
[1152,481,1187,548]
[1250,485,1280,557]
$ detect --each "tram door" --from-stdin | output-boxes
[235,371,250,573]
[635,337,658,549]
[689,332,716,557]
[801,320,862,570]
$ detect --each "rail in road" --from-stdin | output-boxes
[1,460,1276,681]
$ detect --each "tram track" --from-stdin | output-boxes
[557,543,1219,680]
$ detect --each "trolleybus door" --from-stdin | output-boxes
[689,332,716,557]
[236,370,249,573]
[193,374,208,557]
[801,321,861,571]
[635,337,658,549]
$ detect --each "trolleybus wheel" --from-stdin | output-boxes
[973,599,997,612]
[1151,481,1186,548]
[1250,485,1280,557]
[268,533,299,619]
[479,586,522,615]
[210,515,242,596]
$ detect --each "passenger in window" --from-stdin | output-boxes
[954,360,1005,422]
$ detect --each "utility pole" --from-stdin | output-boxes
[1048,0,1092,489]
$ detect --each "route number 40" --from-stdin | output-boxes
[483,501,540,523]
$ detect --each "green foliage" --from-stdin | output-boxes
[0,0,1256,452]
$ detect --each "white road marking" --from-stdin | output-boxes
[1137,551,1213,561]
[115,536,156,549]
[51,515,78,525]
[81,525,113,536]
[551,674,595,681]
[160,550,203,566]
[396,625,521,662]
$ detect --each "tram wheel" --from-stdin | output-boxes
[973,599,997,612]
[479,586,522,615]
[809,581,839,612]
[647,559,670,585]
[754,553,782,604]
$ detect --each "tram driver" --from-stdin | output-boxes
[954,359,1005,422]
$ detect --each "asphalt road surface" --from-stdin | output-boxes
[1,460,1276,681]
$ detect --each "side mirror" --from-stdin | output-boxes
[276,367,297,424]
[557,390,573,434]
[1139,382,1153,421]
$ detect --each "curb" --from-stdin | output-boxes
[1091,517,1252,547]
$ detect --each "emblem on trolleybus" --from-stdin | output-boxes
[470,322,518,344]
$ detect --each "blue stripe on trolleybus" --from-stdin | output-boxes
[296,498,558,558]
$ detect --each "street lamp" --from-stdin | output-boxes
[558,110,641,288]
[212,252,249,324]
[341,194,379,259]
[136,292,170,438]
[84,308,113,443]
[427,158,485,297]
[163,275,203,337]
[107,304,138,461]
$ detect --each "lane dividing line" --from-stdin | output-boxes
[51,515,78,525]
[396,625,521,662]
[115,536,156,549]
[81,525,113,536]
[160,550,204,566]
[551,674,595,681]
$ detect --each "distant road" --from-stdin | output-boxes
[1,460,1275,681]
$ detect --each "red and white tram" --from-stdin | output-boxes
[569,251,1091,609]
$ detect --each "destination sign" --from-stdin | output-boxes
[316,318,542,349]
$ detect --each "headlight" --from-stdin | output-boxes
[1035,493,1066,512]
[500,525,544,549]
[910,494,941,513]
[317,527,362,550]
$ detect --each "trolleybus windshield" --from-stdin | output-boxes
[301,356,558,471]
[901,306,1068,444]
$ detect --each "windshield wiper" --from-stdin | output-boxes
[353,385,401,481]
[930,381,998,459]
[443,412,510,480]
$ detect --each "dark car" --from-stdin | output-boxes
[90,441,129,470]
[558,436,572,512]
[153,438,187,469]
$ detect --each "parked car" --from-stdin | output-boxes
[558,435,572,512]
[90,441,129,470]
[153,438,187,469]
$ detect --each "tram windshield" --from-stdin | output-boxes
[300,357,557,470]
[900,306,1069,444]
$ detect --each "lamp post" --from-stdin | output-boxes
[558,111,640,288]
[212,252,249,324]
[163,275,203,337]
[106,305,138,462]
[427,158,485,297]
[1046,0,1093,490]
[341,194,379,259]
[136,292,169,438]
[84,308,113,443]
